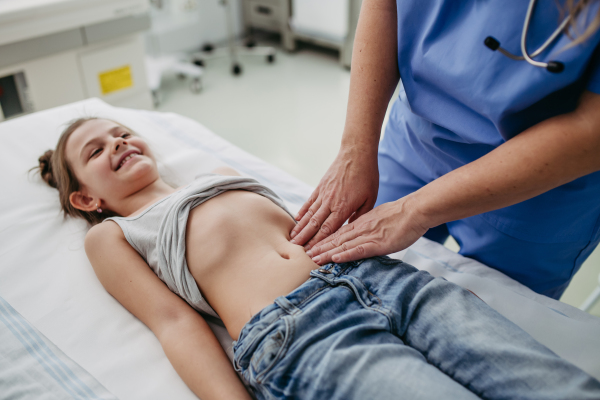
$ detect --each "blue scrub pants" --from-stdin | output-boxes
[376,146,600,300]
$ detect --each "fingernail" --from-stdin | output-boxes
[304,245,311,251]
[295,214,300,220]
[312,256,320,263]
[306,250,313,257]
[290,239,297,244]
[332,255,340,262]
[290,231,296,239]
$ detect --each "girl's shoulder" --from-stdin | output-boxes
[86,219,126,249]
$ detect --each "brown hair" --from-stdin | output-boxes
[37,117,118,226]
[563,0,600,47]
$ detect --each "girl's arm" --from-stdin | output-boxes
[85,222,251,400]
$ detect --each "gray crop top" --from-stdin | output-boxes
[104,174,293,318]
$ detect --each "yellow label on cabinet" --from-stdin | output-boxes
[98,65,133,95]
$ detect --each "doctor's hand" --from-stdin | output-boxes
[305,196,429,265]
[290,148,379,249]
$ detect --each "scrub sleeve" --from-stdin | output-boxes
[376,0,600,299]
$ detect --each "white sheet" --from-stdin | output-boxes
[0,98,599,400]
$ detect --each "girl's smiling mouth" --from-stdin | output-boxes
[116,150,141,170]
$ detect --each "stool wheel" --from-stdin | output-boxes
[151,90,160,108]
[190,78,202,94]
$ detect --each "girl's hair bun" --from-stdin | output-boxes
[38,150,57,188]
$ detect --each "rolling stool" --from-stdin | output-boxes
[192,0,276,76]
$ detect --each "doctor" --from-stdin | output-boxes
[290,0,600,299]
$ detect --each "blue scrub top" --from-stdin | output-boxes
[385,0,600,244]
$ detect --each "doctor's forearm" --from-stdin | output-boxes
[409,91,600,229]
[341,0,399,154]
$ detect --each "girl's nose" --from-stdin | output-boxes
[114,138,128,152]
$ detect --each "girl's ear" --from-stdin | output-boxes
[69,191,99,212]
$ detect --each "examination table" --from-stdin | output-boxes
[1,99,599,399]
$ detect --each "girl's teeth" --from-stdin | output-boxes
[120,154,136,168]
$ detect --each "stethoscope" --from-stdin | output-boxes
[484,0,571,73]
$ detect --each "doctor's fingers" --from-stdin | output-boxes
[348,199,376,224]
[291,196,321,237]
[293,190,319,223]
[306,199,375,249]
[307,224,357,258]
[290,200,330,246]
[312,236,379,265]
[304,211,349,250]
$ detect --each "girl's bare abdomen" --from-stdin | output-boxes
[185,190,317,340]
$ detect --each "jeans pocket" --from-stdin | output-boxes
[250,318,292,384]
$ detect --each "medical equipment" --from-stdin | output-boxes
[193,0,276,76]
[242,0,362,69]
[145,1,204,106]
[289,0,360,69]
[0,72,33,120]
[0,0,153,121]
[243,0,295,51]
[1,98,599,399]
[484,0,569,73]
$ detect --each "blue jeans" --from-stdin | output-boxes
[233,257,600,400]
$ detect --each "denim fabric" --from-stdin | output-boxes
[233,257,600,400]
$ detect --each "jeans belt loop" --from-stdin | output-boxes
[274,295,301,316]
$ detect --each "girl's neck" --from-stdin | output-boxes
[114,178,176,217]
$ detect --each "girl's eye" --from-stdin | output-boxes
[89,149,101,159]
[121,133,131,138]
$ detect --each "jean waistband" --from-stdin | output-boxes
[232,260,361,361]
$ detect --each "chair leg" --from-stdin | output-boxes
[151,90,160,107]
[190,77,202,94]
[191,1,276,74]
[580,274,600,312]
[223,0,240,73]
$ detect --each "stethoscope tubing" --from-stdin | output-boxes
[521,0,570,66]
[485,0,571,72]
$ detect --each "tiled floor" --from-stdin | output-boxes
[156,40,600,316]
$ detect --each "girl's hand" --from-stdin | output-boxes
[290,147,379,249]
[306,195,429,265]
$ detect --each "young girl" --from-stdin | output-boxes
[38,117,600,400]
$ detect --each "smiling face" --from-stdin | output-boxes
[65,119,159,213]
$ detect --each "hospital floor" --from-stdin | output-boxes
[154,39,600,317]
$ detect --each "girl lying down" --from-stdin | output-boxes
[38,117,600,400]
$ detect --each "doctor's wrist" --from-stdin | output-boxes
[400,192,440,232]
[337,144,379,168]
[340,127,381,154]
